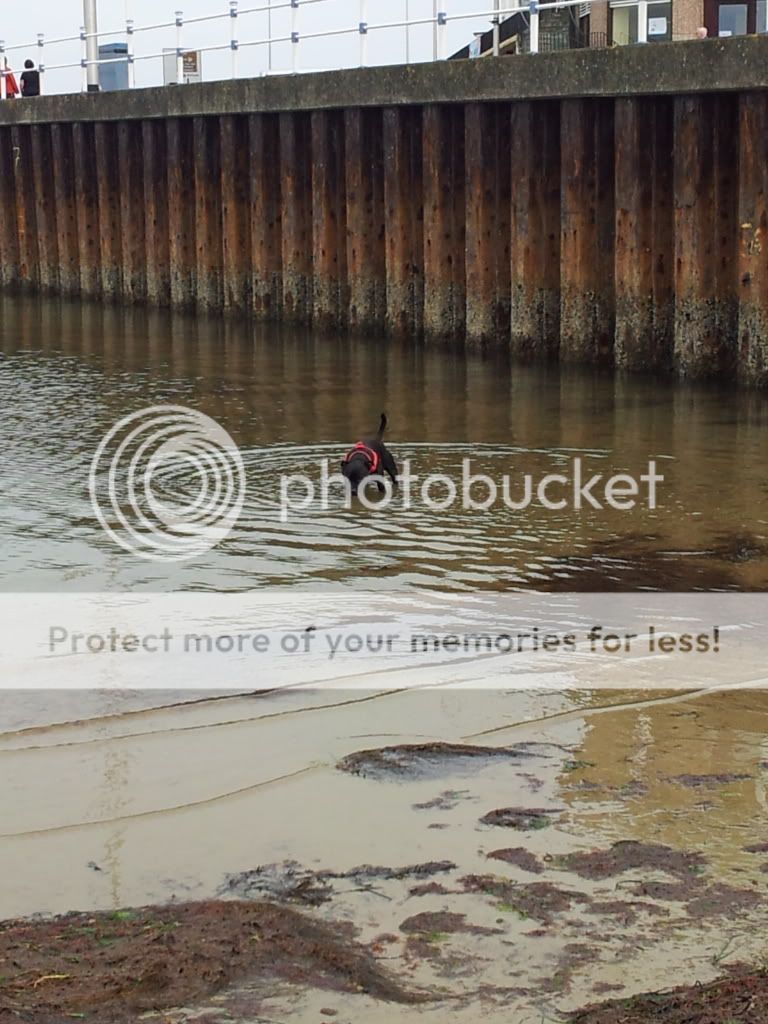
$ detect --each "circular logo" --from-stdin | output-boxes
[89,405,246,562]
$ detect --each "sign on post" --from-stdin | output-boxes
[163,49,202,85]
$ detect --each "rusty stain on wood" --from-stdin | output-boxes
[422,104,465,343]
[383,106,423,338]
[510,100,560,361]
[249,112,282,320]
[311,109,347,329]
[72,122,101,298]
[143,120,171,307]
[560,97,615,366]
[0,93,765,384]
[117,120,146,304]
[95,122,122,300]
[738,92,768,386]
[614,97,674,372]
[30,125,59,294]
[674,94,739,379]
[345,107,385,334]
[280,111,312,323]
[0,128,21,289]
[220,114,251,314]
[465,102,509,350]
[166,118,196,310]
[194,116,223,311]
[11,125,39,290]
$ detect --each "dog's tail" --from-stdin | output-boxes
[377,412,388,439]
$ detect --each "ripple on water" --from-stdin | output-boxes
[1,302,768,592]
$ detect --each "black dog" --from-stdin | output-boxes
[341,414,398,496]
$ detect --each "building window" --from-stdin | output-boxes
[647,1,672,37]
[610,1,672,44]
[611,4,637,43]
[705,0,768,35]
[717,2,748,33]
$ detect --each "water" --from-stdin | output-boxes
[2,295,768,1018]
[2,293,768,593]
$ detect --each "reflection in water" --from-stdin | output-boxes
[561,690,768,879]
[1,293,768,592]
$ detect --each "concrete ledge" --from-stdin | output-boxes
[1,36,768,125]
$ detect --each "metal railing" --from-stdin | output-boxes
[0,0,649,98]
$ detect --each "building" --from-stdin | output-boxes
[451,0,767,57]
[98,43,129,92]
[598,0,768,44]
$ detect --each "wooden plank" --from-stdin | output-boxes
[117,120,146,303]
[280,111,312,323]
[143,119,171,306]
[383,106,424,338]
[560,97,615,365]
[94,122,122,300]
[72,122,101,297]
[220,114,251,313]
[249,113,282,319]
[167,117,196,309]
[344,107,385,333]
[422,104,465,342]
[510,100,560,360]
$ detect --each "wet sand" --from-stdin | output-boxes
[1,686,766,1021]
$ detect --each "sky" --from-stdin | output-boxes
[3,0,503,94]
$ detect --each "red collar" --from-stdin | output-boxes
[343,442,379,473]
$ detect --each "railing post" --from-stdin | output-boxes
[230,0,239,79]
[359,0,368,67]
[84,0,100,92]
[175,10,184,85]
[637,0,648,42]
[291,0,299,74]
[37,34,45,95]
[80,25,88,92]
[267,0,273,72]
[405,0,410,63]
[492,0,501,56]
[126,19,135,89]
[436,10,447,59]
[432,0,438,60]
[0,41,6,101]
[529,0,539,53]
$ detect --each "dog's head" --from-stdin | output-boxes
[340,454,371,497]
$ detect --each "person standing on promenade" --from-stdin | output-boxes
[1,59,19,99]
[20,60,40,97]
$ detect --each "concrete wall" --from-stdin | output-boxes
[1,37,768,384]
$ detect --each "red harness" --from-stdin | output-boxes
[343,442,380,473]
